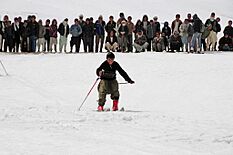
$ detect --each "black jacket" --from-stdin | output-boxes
[223,26,233,37]
[82,23,95,38]
[105,21,116,34]
[105,35,118,45]
[96,60,132,82]
[58,23,69,37]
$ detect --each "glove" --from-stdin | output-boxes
[128,80,135,84]
[98,71,103,77]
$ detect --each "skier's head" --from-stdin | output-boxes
[106,52,115,65]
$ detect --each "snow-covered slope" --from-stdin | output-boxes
[1,0,233,154]
[1,52,233,155]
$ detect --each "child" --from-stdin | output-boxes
[96,52,134,111]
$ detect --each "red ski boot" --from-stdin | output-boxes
[97,105,104,111]
[112,100,119,111]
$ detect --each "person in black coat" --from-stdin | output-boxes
[82,18,95,52]
[58,18,69,52]
[27,15,39,52]
[223,20,233,39]
[162,22,172,51]
[12,17,21,52]
[218,34,232,51]
[44,19,50,52]
[105,30,118,52]
[4,21,14,52]
[105,16,116,35]
[96,52,134,111]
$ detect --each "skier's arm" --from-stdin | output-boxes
[116,62,134,84]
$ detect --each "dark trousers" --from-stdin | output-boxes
[4,37,14,52]
[44,38,50,52]
[201,39,206,51]
[95,34,104,52]
[84,36,93,52]
[127,34,133,52]
[147,38,153,51]
[70,36,81,53]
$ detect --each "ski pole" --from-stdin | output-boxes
[0,60,9,76]
[78,77,100,111]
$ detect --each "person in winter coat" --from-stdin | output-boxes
[95,15,106,52]
[4,21,14,52]
[69,18,82,53]
[133,30,149,52]
[134,19,144,38]
[205,12,218,51]
[20,20,29,52]
[152,32,165,52]
[127,16,135,52]
[0,20,4,52]
[1,15,10,52]
[96,52,134,111]
[118,20,129,52]
[153,16,161,33]
[179,19,190,52]
[171,14,182,34]
[105,30,118,52]
[223,20,233,38]
[58,18,69,53]
[27,15,39,52]
[146,20,156,51]
[170,31,182,52]
[37,19,46,52]
[142,15,149,36]
[49,19,58,52]
[201,24,211,51]
[105,16,116,35]
[82,18,95,52]
[44,19,50,52]
[12,17,21,52]
[218,33,232,51]
[117,12,126,27]
[190,14,203,53]
[162,21,171,51]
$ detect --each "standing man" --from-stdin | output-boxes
[96,52,135,111]
[58,18,69,53]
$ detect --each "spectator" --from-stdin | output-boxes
[83,18,95,52]
[58,18,69,53]
[170,31,182,52]
[118,20,129,52]
[37,19,46,52]
[95,15,106,52]
[218,33,232,51]
[127,16,135,52]
[69,18,82,53]
[171,14,182,34]
[223,20,233,38]
[152,32,165,52]
[105,30,118,52]
[133,30,148,52]
[49,19,58,52]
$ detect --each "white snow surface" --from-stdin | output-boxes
[1,0,233,154]
[1,52,233,155]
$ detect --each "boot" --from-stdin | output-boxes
[97,105,104,111]
[112,100,118,111]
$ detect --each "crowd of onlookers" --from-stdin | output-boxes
[0,12,232,54]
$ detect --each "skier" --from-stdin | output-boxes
[96,52,135,111]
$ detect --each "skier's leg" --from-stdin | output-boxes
[110,80,119,111]
[98,80,107,107]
